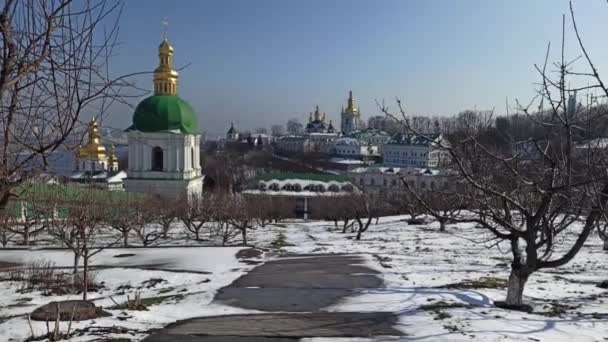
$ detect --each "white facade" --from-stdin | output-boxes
[74,157,112,173]
[125,131,203,199]
[348,166,451,198]
[383,133,450,168]
[332,137,378,157]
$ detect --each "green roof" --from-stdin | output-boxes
[132,95,198,134]
[256,172,349,183]
[2,184,145,217]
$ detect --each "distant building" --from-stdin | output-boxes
[70,118,126,191]
[332,128,391,159]
[348,166,452,199]
[243,172,358,219]
[383,133,450,168]
[340,91,363,134]
[306,106,335,134]
[226,122,240,141]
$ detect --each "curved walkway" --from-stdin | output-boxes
[143,254,403,341]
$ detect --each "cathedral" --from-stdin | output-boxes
[306,105,335,134]
[124,34,204,200]
[340,91,362,134]
[70,118,126,191]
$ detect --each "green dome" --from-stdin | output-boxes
[132,95,198,134]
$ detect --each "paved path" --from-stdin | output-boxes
[143,254,403,341]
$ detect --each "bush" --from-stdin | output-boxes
[3,259,102,295]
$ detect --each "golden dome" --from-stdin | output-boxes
[78,118,107,160]
[154,37,179,95]
[159,38,174,53]
[346,90,359,114]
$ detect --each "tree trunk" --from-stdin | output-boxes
[241,227,247,245]
[439,219,446,232]
[72,253,80,275]
[23,228,30,246]
[356,226,363,240]
[342,220,350,233]
[195,229,200,241]
[505,268,529,306]
[82,250,89,301]
[603,238,608,251]
[123,232,129,247]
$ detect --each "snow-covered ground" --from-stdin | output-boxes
[249,216,608,342]
[0,216,607,341]
[0,247,259,341]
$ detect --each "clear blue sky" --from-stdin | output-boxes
[104,0,608,137]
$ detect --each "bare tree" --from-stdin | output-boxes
[286,118,303,136]
[5,193,48,245]
[378,7,608,308]
[228,195,255,245]
[47,189,119,300]
[270,124,285,137]
[0,0,140,210]
[150,196,178,239]
[0,207,16,246]
[209,195,240,246]
[179,195,214,241]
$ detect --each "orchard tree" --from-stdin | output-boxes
[379,5,608,308]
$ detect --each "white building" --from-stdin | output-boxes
[348,166,451,198]
[332,137,378,158]
[124,36,203,200]
[383,133,450,168]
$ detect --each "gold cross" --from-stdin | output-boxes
[162,17,169,39]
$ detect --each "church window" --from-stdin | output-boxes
[191,147,195,169]
[152,147,163,171]
[92,162,96,171]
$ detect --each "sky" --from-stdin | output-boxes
[101,0,608,138]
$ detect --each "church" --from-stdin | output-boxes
[340,91,363,134]
[70,118,126,191]
[305,105,335,134]
[124,34,204,200]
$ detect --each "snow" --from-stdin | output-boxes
[0,247,257,341]
[248,216,608,341]
[1,216,607,341]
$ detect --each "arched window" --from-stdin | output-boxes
[191,147,195,169]
[152,147,163,171]
[91,162,96,171]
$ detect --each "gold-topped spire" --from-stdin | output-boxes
[78,118,107,160]
[154,19,178,96]
[346,90,358,114]
[314,105,321,121]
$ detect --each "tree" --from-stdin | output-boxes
[179,196,214,241]
[409,183,464,232]
[0,208,16,247]
[209,195,240,246]
[47,189,119,300]
[286,119,304,135]
[378,6,608,307]
[227,195,255,245]
[271,124,285,137]
[0,0,138,210]
[5,195,48,245]
[350,194,387,240]
[150,197,178,239]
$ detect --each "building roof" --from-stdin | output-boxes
[132,95,198,134]
[349,166,447,176]
[257,172,350,183]
[386,133,441,146]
